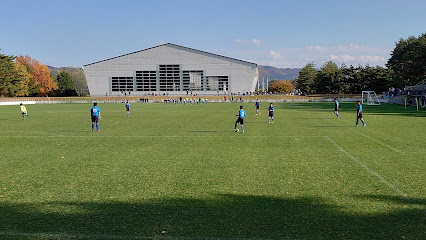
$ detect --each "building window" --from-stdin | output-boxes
[159,65,180,91]
[136,71,156,91]
[207,76,228,91]
[111,77,134,92]
[183,70,203,91]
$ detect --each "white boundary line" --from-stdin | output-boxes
[347,128,402,153]
[0,135,327,138]
[0,231,277,240]
[320,116,402,153]
[324,136,407,197]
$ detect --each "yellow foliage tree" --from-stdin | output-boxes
[16,55,57,96]
[13,62,32,96]
[269,80,295,94]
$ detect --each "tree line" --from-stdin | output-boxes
[294,33,425,94]
[294,62,394,94]
[1,33,424,97]
[0,51,88,97]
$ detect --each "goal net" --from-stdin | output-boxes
[362,91,381,105]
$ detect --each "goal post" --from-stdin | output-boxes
[362,91,381,105]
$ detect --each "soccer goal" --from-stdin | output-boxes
[362,91,381,105]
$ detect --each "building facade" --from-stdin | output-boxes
[83,43,259,96]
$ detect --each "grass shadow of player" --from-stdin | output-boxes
[283,102,426,118]
[187,130,225,133]
[0,194,423,239]
[312,125,346,128]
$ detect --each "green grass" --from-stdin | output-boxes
[0,102,424,240]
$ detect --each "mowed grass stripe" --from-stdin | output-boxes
[324,136,407,197]
[319,114,403,153]
[0,102,424,239]
[0,231,278,240]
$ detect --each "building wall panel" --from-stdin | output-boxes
[84,44,258,96]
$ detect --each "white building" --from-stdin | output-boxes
[83,43,258,96]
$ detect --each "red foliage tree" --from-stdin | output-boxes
[16,55,56,96]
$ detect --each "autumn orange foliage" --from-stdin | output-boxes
[16,56,56,96]
[269,80,295,94]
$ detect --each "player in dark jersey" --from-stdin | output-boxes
[90,103,101,132]
[125,100,131,117]
[334,98,339,118]
[255,99,260,115]
[268,103,274,123]
[234,105,246,133]
[355,101,366,127]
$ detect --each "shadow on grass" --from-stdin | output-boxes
[187,131,225,133]
[312,125,347,128]
[0,194,424,239]
[280,102,426,118]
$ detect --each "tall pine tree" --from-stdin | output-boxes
[56,71,77,96]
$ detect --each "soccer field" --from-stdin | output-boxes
[0,102,424,240]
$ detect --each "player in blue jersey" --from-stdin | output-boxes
[255,99,261,115]
[334,98,339,118]
[125,100,131,117]
[355,101,366,127]
[90,103,101,132]
[268,103,274,123]
[234,105,246,132]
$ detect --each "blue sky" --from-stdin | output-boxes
[1,0,425,68]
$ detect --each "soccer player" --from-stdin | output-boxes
[355,101,366,127]
[234,105,246,133]
[268,103,274,123]
[334,98,339,118]
[125,100,131,117]
[255,99,261,115]
[19,103,31,120]
[90,103,101,132]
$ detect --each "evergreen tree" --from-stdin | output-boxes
[295,62,317,94]
[387,33,426,87]
[315,61,342,94]
[56,71,77,96]
[51,67,89,96]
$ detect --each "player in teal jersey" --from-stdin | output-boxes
[334,98,339,118]
[255,99,261,115]
[125,100,131,117]
[90,103,101,132]
[234,105,246,132]
[355,101,366,127]
[268,103,274,123]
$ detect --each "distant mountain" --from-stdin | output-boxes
[259,65,301,81]
[48,65,82,74]
[48,65,300,84]
[47,66,89,96]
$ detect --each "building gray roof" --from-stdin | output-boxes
[83,43,257,67]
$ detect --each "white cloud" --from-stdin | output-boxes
[157,40,167,45]
[251,39,261,46]
[232,38,262,46]
[305,45,323,51]
[329,54,356,62]
[220,43,391,68]
[358,55,386,63]
[268,50,280,59]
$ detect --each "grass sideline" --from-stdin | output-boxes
[0,102,424,240]
[0,94,361,103]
